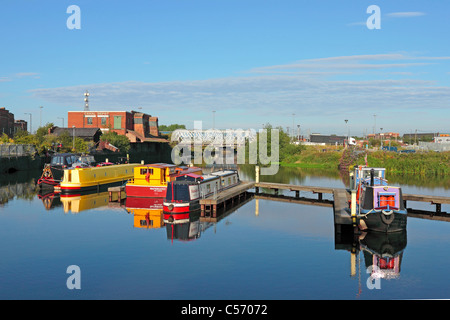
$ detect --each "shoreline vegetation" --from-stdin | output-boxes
[246,125,450,176]
[278,146,450,175]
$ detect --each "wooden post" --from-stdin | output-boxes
[351,190,357,228]
[351,252,356,277]
[255,166,260,183]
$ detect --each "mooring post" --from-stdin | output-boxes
[351,190,357,228]
[255,166,260,194]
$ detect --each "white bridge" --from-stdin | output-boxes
[171,129,258,148]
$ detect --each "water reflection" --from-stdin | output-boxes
[125,197,165,229]
[336,224,408,292]
[0,169,40,205]
[359,230,407,280]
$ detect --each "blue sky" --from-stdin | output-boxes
[1,0,449,136]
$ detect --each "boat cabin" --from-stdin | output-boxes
[50,153,79,169]
[350,166,387,190]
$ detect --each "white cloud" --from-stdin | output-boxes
[28,53,450,131]
[386,12,426,18]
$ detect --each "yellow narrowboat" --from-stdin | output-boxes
[125,163,202,198]
[59,163,140,195]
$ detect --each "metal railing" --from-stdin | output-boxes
[0,144,36,158]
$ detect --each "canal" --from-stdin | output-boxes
[0,166,449,300]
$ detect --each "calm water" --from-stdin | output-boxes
[0,167,449,300]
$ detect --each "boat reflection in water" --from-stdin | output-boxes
[38,191,62,211]
[124,197,165,229]
[359,230,407,280]
[60,192,110,213]
[166,210,203,242]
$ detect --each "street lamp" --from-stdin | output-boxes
[57,117,64,127]
[292,113,295,142]
[72,125,76,150]
[24,113,32,134]
[212,110,216,129]
[345,119,349,147]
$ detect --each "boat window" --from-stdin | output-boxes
[66,157,72,165]
[51,157,58,165]
[140,168,154,175]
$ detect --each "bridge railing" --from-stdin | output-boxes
[0,144,36,158]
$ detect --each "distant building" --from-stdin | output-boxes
[14,120,27,133]
[67,110,167,143]
[309,134,346,145]
[367,132,400,140]
[434,134,450,143]
[0,107,15,137]
[403,132,438,143]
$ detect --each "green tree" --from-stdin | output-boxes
[159,124,186,132]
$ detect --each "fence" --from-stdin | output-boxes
[418,142,450,152]
[0,144,36,158]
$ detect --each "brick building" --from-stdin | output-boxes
[67,110,166,143]
[0,107,15,137]
[14,120,27,133]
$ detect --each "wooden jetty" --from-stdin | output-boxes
[199,181,255,217]
[108,186,126,202]
[255,182,334,200]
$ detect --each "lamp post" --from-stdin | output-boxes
[345,119,349,147]
[292,113,295,142]
[212,110,216,129]
[72,125,76,150]
[24,113,32,134]
[57,117,64,127]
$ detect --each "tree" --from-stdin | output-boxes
[159,124,186,132]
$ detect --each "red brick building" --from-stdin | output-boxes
[0,107,15,136]
[67,110,166,142]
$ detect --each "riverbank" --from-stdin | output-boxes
[279,146,450,175]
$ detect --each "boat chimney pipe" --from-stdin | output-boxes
[370,168,374,186]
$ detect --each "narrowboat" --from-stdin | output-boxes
[37,153,79,190]
[59,163,139,195]
[163,170,240,224]
[125,163,202,198]
[348,166,407,233]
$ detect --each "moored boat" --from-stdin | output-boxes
[348,166,407,233]
[125,163,202,198]
[37,153,79,190]
[163,170,240,224]
[59,163,139,195]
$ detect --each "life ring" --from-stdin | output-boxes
[381,211,395,225]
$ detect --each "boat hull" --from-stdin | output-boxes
[125,184,167,198]
[59,163,138,195]
[359,210,407,233]
[163,201,200,224]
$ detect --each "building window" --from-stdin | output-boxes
[101,117,107,126]
[87,117,93,125]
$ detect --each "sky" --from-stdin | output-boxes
[1,0,449,137]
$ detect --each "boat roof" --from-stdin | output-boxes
[201,174,221,181]
[174,173,203,182]
[138,163,177,169]
[210,170,237,177]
